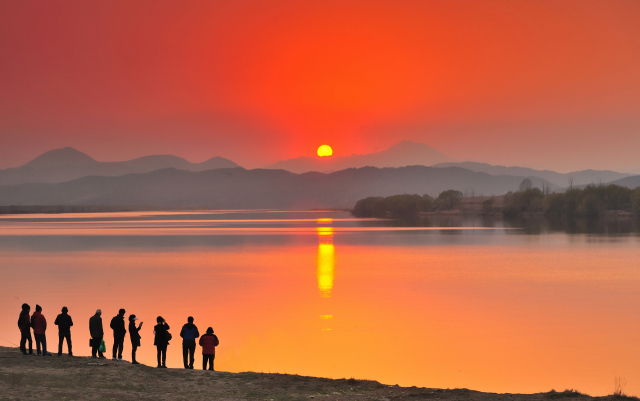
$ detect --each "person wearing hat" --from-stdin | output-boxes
[54,306,74,356]
[31,304,48,356]
[17,303,33,356]
[198,327,219,371]
[128,314,143,365]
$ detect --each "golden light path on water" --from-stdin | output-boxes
[317,224,336,331]
[317,226,335,299]
[1,211,640,396]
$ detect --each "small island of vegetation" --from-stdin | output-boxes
[352,190,465,218]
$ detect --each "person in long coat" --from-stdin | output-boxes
[89,309,105,358]
[153,316,170,368]
[128,314,143,365]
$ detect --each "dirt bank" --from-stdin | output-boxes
[0,346,628,401]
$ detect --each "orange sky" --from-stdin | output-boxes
[1,0,640,171]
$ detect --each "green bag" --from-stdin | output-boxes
[99,339,106,353]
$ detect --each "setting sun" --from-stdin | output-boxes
[317,145,333,157]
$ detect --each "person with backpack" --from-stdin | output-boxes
[198,327,219,371]
[110,309,127,361]
[153,316,170,368]
[180,316,200,369]
[54,306,73,356]
[89,309,105,358]
[31,304,48,356]
[128,314,143,365]
[18,303,33,356]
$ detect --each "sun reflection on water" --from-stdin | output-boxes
[316,227,335,298]
[317,224,335,331]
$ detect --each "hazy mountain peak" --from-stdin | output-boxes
[199,156,241,168]
[23,147,97,169]
[433,161,631,187]
[266,140,454,173]
[1,148,242,185]
[387,139,420,148]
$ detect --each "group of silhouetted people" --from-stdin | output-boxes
[18,303,219,370]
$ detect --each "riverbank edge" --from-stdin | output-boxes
[0,346,634,401]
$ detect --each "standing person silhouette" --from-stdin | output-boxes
[54,306,73,356]
[18,303,33,356]
[110,309,126,361]
[89,309,105,358]
[198,327,219,371]
[31,304,48,356]
[180,316,200,369]
[128,314,143,365]
[153,316,170,368]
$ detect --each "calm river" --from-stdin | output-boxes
[1,211,639,396]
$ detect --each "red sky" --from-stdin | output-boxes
[1,0,640,172]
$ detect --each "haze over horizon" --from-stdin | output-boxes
[2,1,640,172]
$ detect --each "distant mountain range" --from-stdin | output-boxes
[0,166,559,209]
[0,147,241,185]
[266,140,455,173]
[1,143,638,210]
[432,161,632,188]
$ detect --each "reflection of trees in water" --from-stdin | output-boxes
[503,216,640,235]
[377,214,640,234]
[383,215,504,229]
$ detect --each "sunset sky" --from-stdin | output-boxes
[1,0,640,172]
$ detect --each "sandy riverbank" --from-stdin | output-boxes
[0,346,628,401]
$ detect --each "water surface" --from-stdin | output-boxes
[1,211,639,396]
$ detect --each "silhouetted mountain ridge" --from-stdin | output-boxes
[0,148,241,185]
[266,140,455,173]
[433,161,632,187]
[23,147,98,169]
[606,175,640,189]
[0,165,559,209]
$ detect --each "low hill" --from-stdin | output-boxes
[0,166,557,210]
[607,175,640,188]
[433,161,631,188]
[266,140,455,173]
[0,147,241,185]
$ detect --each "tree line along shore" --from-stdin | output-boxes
[351,181,640,219]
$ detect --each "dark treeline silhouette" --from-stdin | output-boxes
[503,182,640,218]
[352,182,640,219]
[17,303,219,370]
[351,190,464,218]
